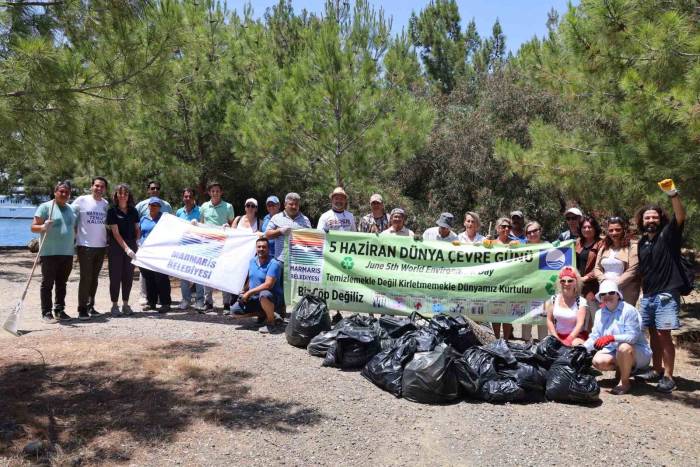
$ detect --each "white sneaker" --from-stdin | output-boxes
[178,300,189,310]
[192,301,206,311]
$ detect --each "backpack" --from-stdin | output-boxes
[679,255,696,296]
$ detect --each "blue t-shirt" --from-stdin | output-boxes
[139,214,161,243]
[176,205,200,222]
[261,214,275,257]
[248,256,283,298]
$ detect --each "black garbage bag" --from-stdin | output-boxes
[429,314,480,352]
[453,347,498,397]
[455,341,535,403]
[372,321,395,351]
[322,326,382,369]
[479,377,526,403]
[361,334,418,396]
[410,328,441,352]
[498,362,548,393]
[533,335,566,369]
[285,294,332,348]
[333,313,376,330]
[481,339,517,365]
[545,346,600,404]
[506,341,540,365]
[307,329,340,358]
[378,315,418,338]
[402,344,460,404]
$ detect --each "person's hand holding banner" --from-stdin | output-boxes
[125,247,136,259]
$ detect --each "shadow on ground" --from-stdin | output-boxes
[0,340,324,464]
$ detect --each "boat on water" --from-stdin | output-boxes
[0,195,40,219]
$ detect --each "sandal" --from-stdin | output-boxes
[609,384,631,396]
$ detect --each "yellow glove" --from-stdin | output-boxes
[658,179,678,197]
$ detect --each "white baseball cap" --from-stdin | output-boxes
[565,207,583,217]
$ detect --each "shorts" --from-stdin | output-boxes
[600,344,652,370]
[556,331,589,342]
[640,291,681,330]
[232,290,279,316]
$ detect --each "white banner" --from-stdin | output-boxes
[133,213,257,294]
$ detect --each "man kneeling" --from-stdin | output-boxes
[232,237,284,334]
[583,280,652,395]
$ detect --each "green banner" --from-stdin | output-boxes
[284,230,576,324]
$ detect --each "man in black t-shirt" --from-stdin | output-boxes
[635,180,686,393]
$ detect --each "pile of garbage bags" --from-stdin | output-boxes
[286,296,599,405]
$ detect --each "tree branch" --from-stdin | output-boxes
[1,34,170,98]
[0,1,64,7]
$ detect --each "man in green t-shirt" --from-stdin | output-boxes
[32,180,77,323]
[198,181,235,312]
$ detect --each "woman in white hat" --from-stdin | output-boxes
[232,198,261,232]
[583,279,652,395]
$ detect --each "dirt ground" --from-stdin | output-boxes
[0,250,698,466]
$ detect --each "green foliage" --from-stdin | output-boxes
[0,0,697,246]
[235,0,433,218]
[511,0,700,244]
[0,0,182,195]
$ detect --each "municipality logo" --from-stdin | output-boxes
[538,247,572,270]
[340,256,354,270]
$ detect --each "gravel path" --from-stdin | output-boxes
[1,251,698,466]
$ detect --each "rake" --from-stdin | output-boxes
[3,200,55,336]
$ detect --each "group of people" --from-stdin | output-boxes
[32,178,689,392]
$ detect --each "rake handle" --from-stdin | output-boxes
[17,199,56,302]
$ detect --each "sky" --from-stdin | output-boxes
[228,0,579,53]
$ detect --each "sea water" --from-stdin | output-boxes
[0,218,37,247]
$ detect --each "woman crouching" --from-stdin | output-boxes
[584,280,652,395]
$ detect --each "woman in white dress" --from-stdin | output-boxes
[593,216,640,306]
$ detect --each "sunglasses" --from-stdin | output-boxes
[149,186,160,191]
[559,279,575,284]
[526,229,540,235]
[602,291,618,297]
[245,204,256,208]
[565,216,578,221]
[499,225,511,229]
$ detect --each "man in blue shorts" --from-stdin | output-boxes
[232,237,284,334]
[635,180,686,393]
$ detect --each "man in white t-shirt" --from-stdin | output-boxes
[422,212,458,242]
[317,187,356,324]
[317,187,356,232]
[71,176,109,320]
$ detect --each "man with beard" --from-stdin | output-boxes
[317,187,356,233]
[231,238,284,334]
[634,180,686,393]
